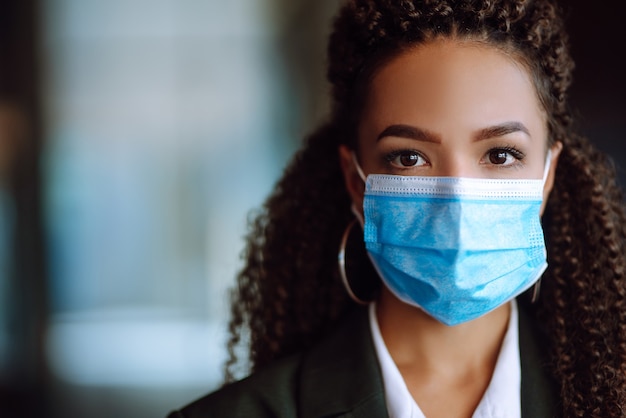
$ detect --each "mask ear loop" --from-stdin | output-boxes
[351,152,367,183]
[349,152,366,228]
[532,149,553,304]
[530,272,542,304]
[541,149,552,184]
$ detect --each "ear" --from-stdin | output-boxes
[540,141,563,216]
[338,145,365,213]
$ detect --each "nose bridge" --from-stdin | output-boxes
[436,151,473,177]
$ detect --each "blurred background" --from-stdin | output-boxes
[0,0,624,417]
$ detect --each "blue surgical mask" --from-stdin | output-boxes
[355,155,551,326]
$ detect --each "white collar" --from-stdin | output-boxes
[369,301,521,418]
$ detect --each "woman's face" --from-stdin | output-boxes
[340,39,562,211]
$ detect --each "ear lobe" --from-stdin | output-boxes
[338,145,365,211]
[540,141,563,215]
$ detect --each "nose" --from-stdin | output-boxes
[434,155,476,178]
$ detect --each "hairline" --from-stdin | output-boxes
[345,28,554,155]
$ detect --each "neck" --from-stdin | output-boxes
[376,286,511,378]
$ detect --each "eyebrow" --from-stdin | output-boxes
[377,124,441,143]
[473,121,531,142]
[376,121,531,143]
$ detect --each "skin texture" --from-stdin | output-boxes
[339,39,562,417]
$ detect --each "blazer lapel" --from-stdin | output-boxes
[298,307,388,418]
[519,302,558,417]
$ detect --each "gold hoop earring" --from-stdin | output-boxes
[338,219,377,305]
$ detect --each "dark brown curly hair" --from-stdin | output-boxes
[224,0,626,415]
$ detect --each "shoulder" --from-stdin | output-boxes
[165,307,385,418]
[166,353,303,418]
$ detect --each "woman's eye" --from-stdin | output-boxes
[387,150,428,168]
[485,148,523,166]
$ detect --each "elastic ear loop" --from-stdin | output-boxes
[541,149,552,184]
[531,149,553,304]
[351,151,367,183]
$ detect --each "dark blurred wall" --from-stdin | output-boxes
[566,1,626,186]
[0,0,48,417]
[266,1,339,143]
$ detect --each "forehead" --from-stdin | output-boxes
[361,39,546,134]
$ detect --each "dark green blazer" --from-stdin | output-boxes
[167,304,557,418]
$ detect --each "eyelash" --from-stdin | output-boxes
[491,145,525,161]
[383,146,526,169]
[384,149,428,167]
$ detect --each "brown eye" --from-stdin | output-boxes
[400,153,419,166]
[481,147,525,168]
[488,150,510,165]
[386,150,428,169]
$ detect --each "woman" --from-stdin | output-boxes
[168,0,626,416]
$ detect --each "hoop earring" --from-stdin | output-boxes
[531,278,541,304]
[338,219,373,305]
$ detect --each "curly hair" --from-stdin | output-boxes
[224,0,626,415]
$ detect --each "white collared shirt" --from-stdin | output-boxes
[369,301,521,418]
